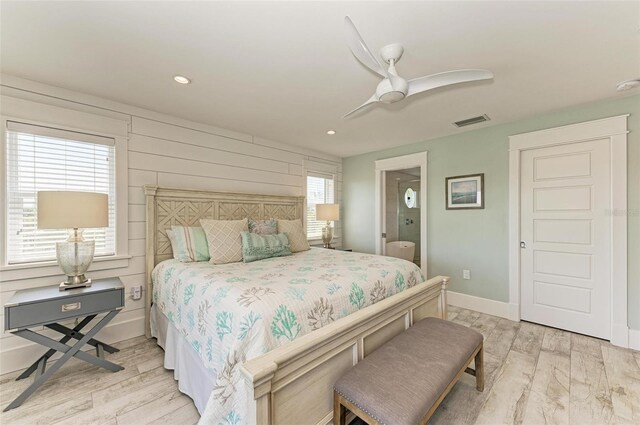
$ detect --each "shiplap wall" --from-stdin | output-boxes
[0,75,342,374]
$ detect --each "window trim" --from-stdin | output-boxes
[0,114,129,281]
[305,169,337,242]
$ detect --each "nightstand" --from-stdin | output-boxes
[3,277,125,411]
[326,247,353,252]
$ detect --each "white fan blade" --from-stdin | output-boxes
[344,16,388,79]
[406,69,493,97]
[343,94,379,118]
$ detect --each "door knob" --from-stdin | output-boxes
[520,241,527,248]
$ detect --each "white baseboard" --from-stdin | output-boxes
[447,292,640,351]
[630,328,640,351]
[0,315,145,375]
[447,291,519,321]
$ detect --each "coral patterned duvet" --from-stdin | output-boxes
[152,247,423,424]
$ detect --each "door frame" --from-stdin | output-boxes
[375,151,428,277]
[508,115,628,347]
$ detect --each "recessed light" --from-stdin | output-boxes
[616,79,640,92]
[173,75,191,85]
[327,130,336,135]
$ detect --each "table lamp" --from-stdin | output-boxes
[37,191,108,290]
[316,203,340,249]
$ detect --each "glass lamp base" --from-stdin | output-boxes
[322,224,334,249]
[56,229,96,291]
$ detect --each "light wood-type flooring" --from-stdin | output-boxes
[1,306,639,424]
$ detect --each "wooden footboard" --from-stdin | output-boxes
[240,275,449,425]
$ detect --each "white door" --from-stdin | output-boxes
[520,138,611,339]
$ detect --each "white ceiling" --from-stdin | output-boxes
[1,1,638,157]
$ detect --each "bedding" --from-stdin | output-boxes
[152,247,423,424]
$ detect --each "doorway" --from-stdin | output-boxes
[375,152,428,277]
[509,115,628,345]
[520,139,611,338]
[386,169,421,266]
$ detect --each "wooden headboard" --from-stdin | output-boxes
[143,185,305,337]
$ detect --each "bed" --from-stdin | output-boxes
[144,186,449,425]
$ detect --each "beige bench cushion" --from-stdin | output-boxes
[334,317,482,425]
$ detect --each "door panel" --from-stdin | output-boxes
[534,186,591,211]
[534,250,592,279]
[533,151,591,180]
[533,281,591,313]
[520,138,611,339]
[533,219,592,244]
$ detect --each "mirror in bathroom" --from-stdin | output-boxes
[404,188,418,208]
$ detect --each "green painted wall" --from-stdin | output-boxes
[343,94,639,329]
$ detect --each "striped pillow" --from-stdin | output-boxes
[167,226,210,262]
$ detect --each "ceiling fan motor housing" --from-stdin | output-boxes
[376,78,408,103]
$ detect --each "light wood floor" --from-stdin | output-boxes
[1,306,639,424]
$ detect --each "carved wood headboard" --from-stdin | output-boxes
[143,185,305,337]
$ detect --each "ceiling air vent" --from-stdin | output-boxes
[453,114,490,128]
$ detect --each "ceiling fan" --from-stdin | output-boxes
[343,16,494,118]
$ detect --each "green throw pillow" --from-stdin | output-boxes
[169,226,210,262]
[240,231,291,263]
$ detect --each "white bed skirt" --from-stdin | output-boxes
[151,304,214,415]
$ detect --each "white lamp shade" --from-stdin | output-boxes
[37,191,109,229]
[316,203,340,221]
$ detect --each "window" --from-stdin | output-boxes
[306,172,335,239]
[5,121,116,265]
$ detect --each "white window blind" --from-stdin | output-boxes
[5,121,116,264]
[306,172,335,239]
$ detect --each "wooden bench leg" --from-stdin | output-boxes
[475,344,484,392]
[334,391,346,425]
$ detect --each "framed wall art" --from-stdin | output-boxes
[446,173,484,209]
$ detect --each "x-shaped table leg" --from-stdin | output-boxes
[4,310,123,411]
[16,315,100,380]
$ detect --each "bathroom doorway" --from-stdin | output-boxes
[386,169,421,266]
[374,152,428,277]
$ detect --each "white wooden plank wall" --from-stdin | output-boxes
[0,81,342,374]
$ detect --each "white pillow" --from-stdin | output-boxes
[277,219,310,253]
[200,218,248,264]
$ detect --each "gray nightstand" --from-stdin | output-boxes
[3,277,125,411]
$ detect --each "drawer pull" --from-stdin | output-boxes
[62,302,81,312]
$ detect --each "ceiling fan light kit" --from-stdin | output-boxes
[343,16,494,118]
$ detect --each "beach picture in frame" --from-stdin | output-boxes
[446,173,484,209]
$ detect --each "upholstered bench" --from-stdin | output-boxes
[333,317,484,425]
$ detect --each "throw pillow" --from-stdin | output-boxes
[248,218,277,235]
[167,226,210,262]
[240,231,291,263]
[277,219,310,253]
[200,218,248,264]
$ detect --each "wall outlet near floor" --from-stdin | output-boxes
[462,269,471,280]
[131,285,142,300]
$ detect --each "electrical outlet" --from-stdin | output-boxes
[131,285,142,300]
[463,269,471,280]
